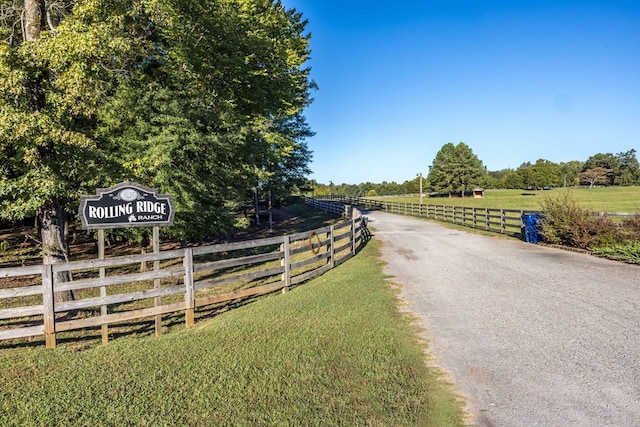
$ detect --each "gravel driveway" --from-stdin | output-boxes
[367,210,640,427]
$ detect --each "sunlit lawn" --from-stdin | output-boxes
[0,240,466,426]
[378,186,640,212]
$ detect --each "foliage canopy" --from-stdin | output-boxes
[426,142,485,195]
[0,0,315,254]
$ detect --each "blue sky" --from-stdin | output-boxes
[281,0,640,184]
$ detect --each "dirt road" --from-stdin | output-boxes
[367,211,640,426]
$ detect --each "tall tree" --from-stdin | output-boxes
[0,0,146,300]
[516,159,562,189]
[583,153,618,186]
[614,149,640,186]
[99,0,314,238]
[559,160,585,187]
[427,142,485,196]
[579,167,613,188]
[1,0,315,250]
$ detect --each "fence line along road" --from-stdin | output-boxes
[311,196,534,237]
[312,195,638,239]
[0,206,366,349]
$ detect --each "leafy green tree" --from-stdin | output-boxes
[579,167,613,188]
[102,0,314,238]
[583,153,618,186]
[0,0,156,300]
[427,142,486,196]
[402,177,420,194]
[559,160,584,187]
[614,149,640,186]
[516,159,561,189]
[488,168,521,189]
[1,0,315,257]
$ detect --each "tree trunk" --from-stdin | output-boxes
[24,1,73,303]
[23,0,44,42]
[41,201,74,303]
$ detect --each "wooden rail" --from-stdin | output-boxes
[1,209,366,349]
[312,196,533,237]
[313,196,638,238]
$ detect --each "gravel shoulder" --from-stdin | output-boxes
[367,211,640,427]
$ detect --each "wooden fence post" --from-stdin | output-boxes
[500,209,506,234]
[183,248,195,328]
[352,218,358,255]
[485,208,490,231]
[42,264,56,349]
[329,225,336,268]
[98,229,108,345]
[281,236,291,292]
[153,226,161,335]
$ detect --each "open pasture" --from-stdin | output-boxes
[388,186,640,213]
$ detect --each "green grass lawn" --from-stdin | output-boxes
[0,240,466,426]
[381,186,640,212]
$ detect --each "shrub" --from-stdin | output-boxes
[539,193,621,249]
[592,243,640,264]
[621,215,640,242]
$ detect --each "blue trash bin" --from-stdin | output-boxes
[522,213,543,243]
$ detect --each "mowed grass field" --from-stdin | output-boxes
[0,239,466,426]
[381,186,640,212]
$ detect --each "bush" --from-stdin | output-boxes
[621,215,640,242]
[539,193,621,250]
[592,243,640,264]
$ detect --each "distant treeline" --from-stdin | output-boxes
[310,148,640,197]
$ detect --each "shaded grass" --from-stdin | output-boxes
[283,202,341,230]
[0,240,466,426]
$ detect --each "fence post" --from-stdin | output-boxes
[281,236,291,291]
[328,225,336,268]
[485,208,490,231]
[98,228,108,345]
[501,209,506,234]
[183,248,195,328]
[42,264,56,349]
[153,226,162,336]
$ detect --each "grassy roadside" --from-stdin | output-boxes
[0,239,466,426]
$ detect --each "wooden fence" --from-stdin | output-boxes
[311,195,639,239]
[312,196,533,237]
[0,208,366,349]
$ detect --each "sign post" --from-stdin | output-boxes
[98,229,107,345]
[79,182,175,342]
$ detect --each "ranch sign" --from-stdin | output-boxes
[79,182,175,230]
